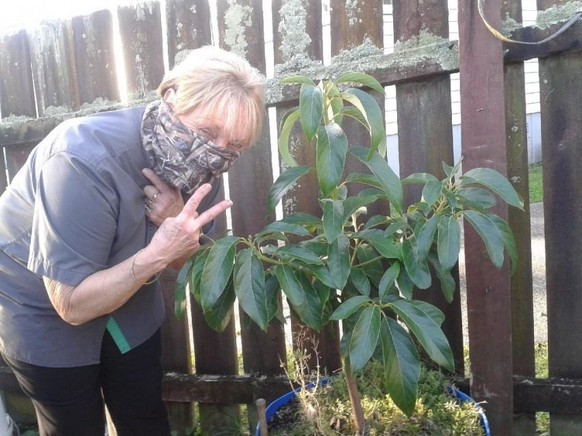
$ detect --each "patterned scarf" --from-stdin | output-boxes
[141,100,240,194]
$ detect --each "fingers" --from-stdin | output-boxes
[142,168,172,194]
[179,184,232,230]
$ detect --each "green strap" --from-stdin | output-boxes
[106,317,131,354]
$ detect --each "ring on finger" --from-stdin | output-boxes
[151,192,160,202]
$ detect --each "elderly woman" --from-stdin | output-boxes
[0,46,265,435]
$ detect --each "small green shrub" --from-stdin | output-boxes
[529,163,543,204]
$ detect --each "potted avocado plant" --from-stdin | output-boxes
[176,72,522,434]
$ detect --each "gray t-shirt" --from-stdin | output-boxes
[0,106,220,367]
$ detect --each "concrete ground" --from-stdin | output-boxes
[459,201,547,344]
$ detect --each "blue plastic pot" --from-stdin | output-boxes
[256,382,490,436]
[448,386,491,436]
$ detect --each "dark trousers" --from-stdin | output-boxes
[3,329,170,436]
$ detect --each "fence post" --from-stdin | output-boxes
[458,1,514,432]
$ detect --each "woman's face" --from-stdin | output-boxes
[174,110,249,155]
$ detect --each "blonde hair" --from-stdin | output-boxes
[158,46,266,147]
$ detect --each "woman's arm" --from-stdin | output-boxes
[44,183,232,325]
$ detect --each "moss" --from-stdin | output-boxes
[536,1,582,29]
[266,33,457,105]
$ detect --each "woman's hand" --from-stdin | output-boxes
[145,183,231,265]
[142,168,184,226]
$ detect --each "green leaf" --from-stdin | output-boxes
[299,83,323,142]
[345,172,383,190]
[461,167,524,209]
[174,256,196,317]
[281,212,323,228]
[267,166,312,214]
[349,305,382,372]
[464,210,505,268]
[356,229,402,259]
[277,109,300,167]
[489,214,519,275]
[457,187,497,210]
[342,195,381,222]
[275,245,324,265]
[303,263,336,289]
[390,299,454,372]
[341,89,386,156]
[416,215,439,260]
[402,172,439,185]
[350,147,404,215]
[280,75,315,86]
[437,215,461,269]
[379,262,401,300]
[257,221,311,238]
[349,268,371,296]
[283,270,323,330]
[327,234,350,289]
[396,267,415,300]
[322,200,344,243]
[335,72,385,95]
[427,252,456,303]
[381,318,421,416]
[330,295,371,320]
[203,281,236,332]
[422,180,443,207]
[200,236,239,310]
[316,123,348,196]
[401,239,431,289]
[234,248,269,331]
[274,265,307,307]
[188,249,210,303]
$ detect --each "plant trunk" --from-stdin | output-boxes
[342,358,368,435]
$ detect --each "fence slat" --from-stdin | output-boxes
[538,0,582,432]
[165,0,212,69]
[502,1,536,434]
[117,2,165,100]
[0,30,36,118]
[71,10,120,105]
[393,0,465,376]
[458,1,514,432]
[28,21,79,115]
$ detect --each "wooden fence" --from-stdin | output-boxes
[1,0,582,434]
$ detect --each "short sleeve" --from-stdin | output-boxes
[28,152,118,286]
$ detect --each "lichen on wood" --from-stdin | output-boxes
[223,0,253,58]
[536,1,582,29]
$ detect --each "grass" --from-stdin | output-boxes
[529,162,543,204]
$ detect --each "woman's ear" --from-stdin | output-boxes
[163,88,177,108]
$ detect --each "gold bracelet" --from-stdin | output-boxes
[131,249,161,285]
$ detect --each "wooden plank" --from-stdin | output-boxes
[504,20,582,62]
[502,1,536,434]
[28,20,79,115]
[4,364,582,414]
[329,0,383,54]
[117,2,165,100]
[271,0,342,374]
[71,10,120,105]
[214,2,280,431]
[0,30,36,118]
[538,1,582,432]
[458,1,514,433]
[165,0,212,69]
[393,0,465,376]
[272,0,322,67]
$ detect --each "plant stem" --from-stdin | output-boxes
[342,357,368,435]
